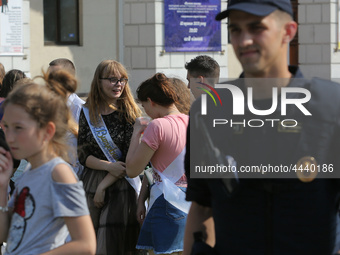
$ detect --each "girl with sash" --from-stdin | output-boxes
[77,60,142,255]
[126,73,190,255]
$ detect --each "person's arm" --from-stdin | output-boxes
[0,185,10,244]
[136,176,149,224]
[0,148,13,243]
[41,215,96,255]
[183,202,215,255]
[77,109,126,178]
[85,155,126,179]
[42,163,96,255]
[93,173,118,208]
[126,120,155,178]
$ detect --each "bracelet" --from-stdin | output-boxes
[0,205,8,212]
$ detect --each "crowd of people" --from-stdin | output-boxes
[1,0,340,254]
[0,56,202,255]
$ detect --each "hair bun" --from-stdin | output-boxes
[45,69,78,98]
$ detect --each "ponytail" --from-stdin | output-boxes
[45,69,77,98]
[3,69,78,162]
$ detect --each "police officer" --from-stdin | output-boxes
[184,0,340,254]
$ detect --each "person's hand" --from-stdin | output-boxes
[134,117,151,135]
[0,147,13,188]
[106,161,126,179]
[93,185,105,208]
[136,201,146,225]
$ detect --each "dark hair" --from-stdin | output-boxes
[49,58,76,76]
[3,69,77,161]
[0,63,5,85]
[0,69,26,98]
[185,55,220,80]
[137,73,179,107]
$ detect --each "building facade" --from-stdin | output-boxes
[1,0,340,94]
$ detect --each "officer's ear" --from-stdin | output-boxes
[282,20,298,44]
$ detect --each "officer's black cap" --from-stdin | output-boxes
[215,0,293,21]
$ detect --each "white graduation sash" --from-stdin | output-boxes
[83,107,141,195]
[148,148,191,214]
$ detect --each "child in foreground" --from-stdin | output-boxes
[0,71,96,255]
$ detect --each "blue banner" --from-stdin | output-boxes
[164,0,221,52]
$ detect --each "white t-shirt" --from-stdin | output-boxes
[67,93,85,123]
[67,93,85,176]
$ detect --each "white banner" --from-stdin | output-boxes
[0,0,23,55]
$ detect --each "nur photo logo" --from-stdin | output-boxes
[197,82,222,107]
[199,82,312,128]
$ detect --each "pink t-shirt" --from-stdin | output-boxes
[142,113,189,186]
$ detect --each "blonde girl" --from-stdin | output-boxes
[77,60,142,255]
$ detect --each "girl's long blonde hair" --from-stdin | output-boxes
[85,60,141,124]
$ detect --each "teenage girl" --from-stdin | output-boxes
[126,73,190,255]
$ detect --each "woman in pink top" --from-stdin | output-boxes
[126,73,190,255]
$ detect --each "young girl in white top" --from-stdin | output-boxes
[0,70,96,255]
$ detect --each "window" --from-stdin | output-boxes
[43,0,79,45]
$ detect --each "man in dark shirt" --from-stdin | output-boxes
[185,55,220,99]
[184,0,340,254]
